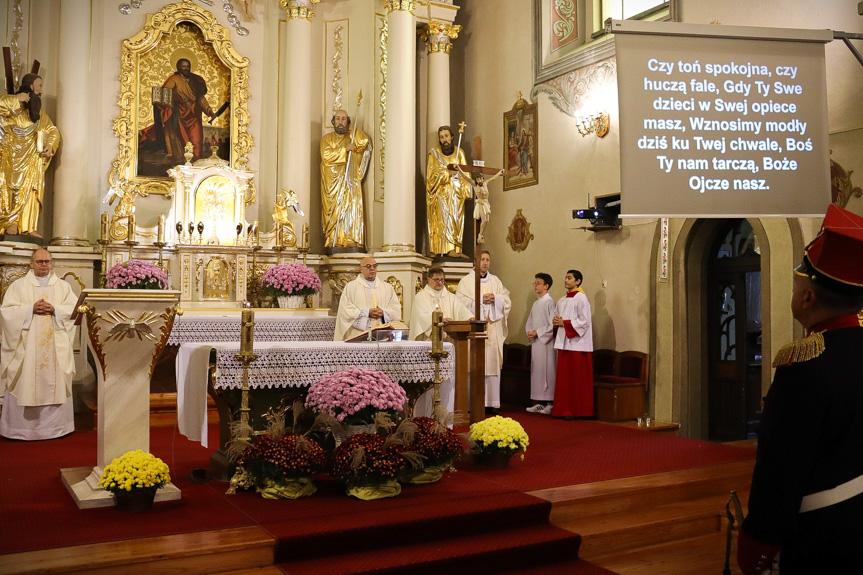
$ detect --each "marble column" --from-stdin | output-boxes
[278,0,318,242]
[421,22,461,152]
[381,0,416,253]
[50,0,91,246]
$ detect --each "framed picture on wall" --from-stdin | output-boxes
[503,96,539,191]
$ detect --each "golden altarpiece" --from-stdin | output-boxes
[100,1,314,309]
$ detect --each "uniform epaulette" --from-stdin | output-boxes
[771,332,825,367]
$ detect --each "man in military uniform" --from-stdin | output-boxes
[738,205,863,574]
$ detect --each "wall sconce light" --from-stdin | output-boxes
[576,112,610,138]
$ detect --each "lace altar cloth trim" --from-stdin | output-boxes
[212,341,455,390]
[168,317,336,345]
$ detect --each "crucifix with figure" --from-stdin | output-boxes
[445,122,503,422]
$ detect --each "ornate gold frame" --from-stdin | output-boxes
[506,209,534,252]
[108,0,252,212]
[503,96,539,191]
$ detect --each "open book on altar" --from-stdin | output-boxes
[345,320,410,343]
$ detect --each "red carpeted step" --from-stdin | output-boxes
[263,488,553,563]
[276,523,582,575]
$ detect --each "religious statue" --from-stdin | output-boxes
[272,188,303,247]
[457,166,503,244]
[0,74,61,237]
[426,125,470,257]
[320,109,371,249]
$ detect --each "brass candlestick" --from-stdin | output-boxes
[96,238,109,288]
[153,241,168,271]
[234,310,258,442]
[124,239,139,260]
[427,308,450,419]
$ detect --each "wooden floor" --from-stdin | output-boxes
[0,427,756,575]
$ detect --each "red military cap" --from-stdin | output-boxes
[798,204,863,288]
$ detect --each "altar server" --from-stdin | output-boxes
[525,273,557,415]
[456,250,511,415]
[0,249,78,440]
[552,269,593,420]
[334,257,401,341]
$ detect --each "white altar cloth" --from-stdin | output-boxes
[176,341,455,447]
[167,310,336,345]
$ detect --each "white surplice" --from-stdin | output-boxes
[526,293,557,401]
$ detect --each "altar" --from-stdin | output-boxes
[167,309,336,346]
[176,340,456,450]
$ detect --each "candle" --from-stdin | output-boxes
[100,213,108,241]
[127,214,136,242]
[36,130,44,153]
[240,309,254,354]
[275,223,282,248]
[253,220,260,246]
[302,223,309,249]
[157,214,165,244]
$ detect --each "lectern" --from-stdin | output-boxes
[61,289,182,508]
[443,320,487,424]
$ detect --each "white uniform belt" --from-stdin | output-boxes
[799,473,863,513]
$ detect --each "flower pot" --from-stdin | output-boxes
[478,451,512,469]
[113,488,157,512]
[277,295,305,309]
[346,479,401,500]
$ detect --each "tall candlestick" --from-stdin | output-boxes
[100,213,108,241]
[157,214,165,244]
[431,308,444,354]
[240,309,254,354]
[127,214,136,242]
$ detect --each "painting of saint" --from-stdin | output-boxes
[135,22,231,178]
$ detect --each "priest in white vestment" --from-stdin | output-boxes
[410,266,473,418]
[525,272,557,415]
[456,251,511,414]
[334,257,402,341]
[0,249,78,440]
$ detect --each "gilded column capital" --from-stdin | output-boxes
[280,0,320,21]
[420,21,462,54]
[385,0,415,14]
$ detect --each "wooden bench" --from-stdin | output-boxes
[593,349,648,422]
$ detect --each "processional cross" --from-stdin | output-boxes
[446,123,503,323]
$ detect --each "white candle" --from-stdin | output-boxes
[157,215,165,244]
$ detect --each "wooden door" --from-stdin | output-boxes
[706,220,762,441]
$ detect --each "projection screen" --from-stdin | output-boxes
[614,20,833,218]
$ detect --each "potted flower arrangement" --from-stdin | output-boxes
[331,432,408,500]
[260,262,322,308]
[98,449,171,511]
[228,432,328,499]
[397,417,465,484]
[106,259,168,290]
[468,415,530,468]
[305,367,408,434]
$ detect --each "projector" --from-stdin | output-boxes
[572,207,620,227]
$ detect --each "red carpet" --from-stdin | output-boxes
[0,408,753,574]
[456,409,756,492]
